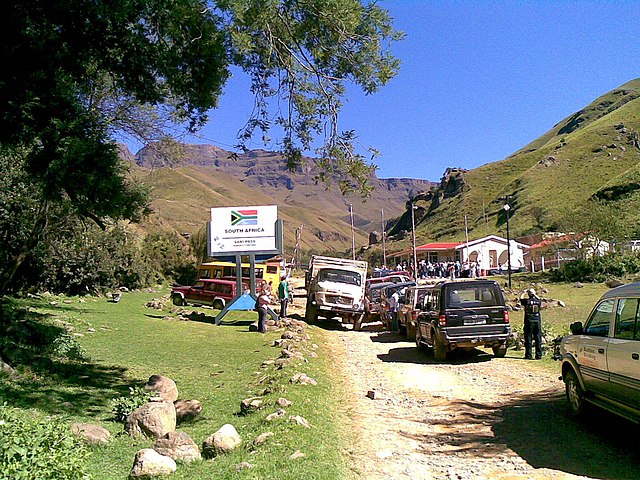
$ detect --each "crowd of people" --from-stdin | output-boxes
[385,260,484,280]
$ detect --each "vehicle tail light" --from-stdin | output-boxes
[504,309,510,323]
[411,310,418,321]
[439,314,446,326]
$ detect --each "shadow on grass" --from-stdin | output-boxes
[0,299,134,417]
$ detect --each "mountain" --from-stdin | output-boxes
[387,78,640,250]
[126,144,434,255]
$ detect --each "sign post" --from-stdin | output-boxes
[207,205,284,324]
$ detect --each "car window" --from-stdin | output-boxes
[585,299,614,337]
[445,285,501,308]
[204,283,216,292]
[615,297,639,340]
[192,281,205,290]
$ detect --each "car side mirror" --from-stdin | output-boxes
[569,321,584,335]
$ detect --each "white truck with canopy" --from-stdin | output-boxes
[305,255,368,329]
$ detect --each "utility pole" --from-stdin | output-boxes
[411,204,418,279]
[381,208,387,269]
[349,204,356,260]
[502,196,512,289]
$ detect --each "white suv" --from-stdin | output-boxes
[558,282,640,423]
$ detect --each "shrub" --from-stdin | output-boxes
[110,386,154,423]
[549,252,640,282]
[0,405,88,480]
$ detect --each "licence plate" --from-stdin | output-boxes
[464,318,487,325]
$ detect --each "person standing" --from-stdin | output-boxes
[277,274,289,320]
[388,288,400,331]
[520,288,543,359]
[257,282,273,333]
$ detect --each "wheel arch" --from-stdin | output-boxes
[561,356,586,390]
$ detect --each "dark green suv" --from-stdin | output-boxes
[415,279,511,360]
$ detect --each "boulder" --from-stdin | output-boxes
[240,397,263,414]
[153,431,201,463]
[129,448,177,478]
[125,401,176,438]
[71,423,111,445]
[0,358,14,374]
[606,279,624,288]
[254,432,274,446]
[289,415,311,428]
[145,375,179,401]
[202,424,241,458]
[290,373,317,385]
[265,409,286,421]
[276,397,292,407]
[174,399,202,423]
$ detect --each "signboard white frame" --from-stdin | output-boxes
[207,205,283,256]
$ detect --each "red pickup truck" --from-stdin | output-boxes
[171,279,238,309]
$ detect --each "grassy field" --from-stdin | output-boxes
[0,290,356,480]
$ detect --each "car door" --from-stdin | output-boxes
[608,297,640,408]
[578,298,614,395]
[187,281,206,304]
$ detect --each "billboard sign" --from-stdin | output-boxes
[208,205,282,255]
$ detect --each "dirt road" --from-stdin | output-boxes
[328,326,640,480]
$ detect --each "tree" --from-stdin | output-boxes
[0,0,401,295]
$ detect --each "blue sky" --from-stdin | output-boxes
[180,0,640,181]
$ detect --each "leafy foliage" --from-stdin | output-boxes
[0,405,88,480]
[110,387,154,423]
[549,252,640,282]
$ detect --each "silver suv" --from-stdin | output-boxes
[558,282,640,423]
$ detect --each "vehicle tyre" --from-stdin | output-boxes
[172,294,185,306]
[564,369,585,417]
[212,299,224,310]
[305,302,318,324]
[492,342,508,358]
[433,331,447,361]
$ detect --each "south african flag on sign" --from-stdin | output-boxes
[231,209,258,226]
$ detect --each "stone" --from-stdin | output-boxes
[129,448,177,478]
[174,399,202,423]
[574,282,584,288]
[153,431,201,463]
[276,397,292,407]
[71,423,111,445]
[289,415,311,428]
[125,401,176,438]
[254,432,274,446]
[290,373,317,385]
[366,390,378,400]
[202,424,241,457]
[265,409,286,421]
[0,358,14,374]
[289,450,306,460]
[558,300,566,307]
[145,375,179,402]
[236,462,254,471]
[249,322,259,332]
[606,279,624,288]
[241,397,263,414]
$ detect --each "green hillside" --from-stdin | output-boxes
[395,78,640,248]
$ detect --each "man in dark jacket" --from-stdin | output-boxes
[520,288,543,359]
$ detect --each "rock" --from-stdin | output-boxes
[236,462,254,471]
[145,375,179,402]
[129,448,177,478]
[254,432,274,446]
[606,279,624,288]
[281,331,295,339]
[276,397,292,407]
[265,409,286,421]
[262,359,275,367]
[0,358,14,374]
[366,390,378,400]
[289,450,306,460]
[153,431,201,463]
[125,401,176,438]
[290,373,317,385]
[558,300,566,307]
[241,397,263,414]
[249,322,259,332]
[71,423,111,445]
[289,415,311,428]
[202,424,241,457]
[574,282,584,288]
[174,399,202,422]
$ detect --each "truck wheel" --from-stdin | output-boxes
[305,303,318,324]
[492,342,508,358]
[565,369,585,417]
[172,294,185,306]
[433,331,447,361]
[212,299,224,310]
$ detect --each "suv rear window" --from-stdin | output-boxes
[445,284,502,308]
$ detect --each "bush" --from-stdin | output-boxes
[110,386,154,423]
[0,405,88,480]
[549,252,640,282]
